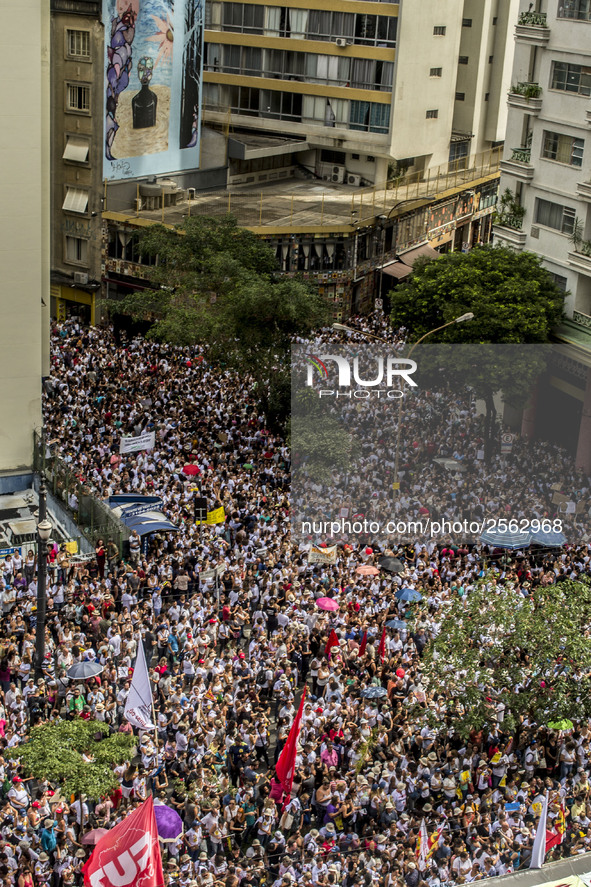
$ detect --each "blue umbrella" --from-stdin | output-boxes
[386,619,407,630]
[480,529,531,550]
[361,686,388,699]
[530,529,567,547]
[396,588,422,603]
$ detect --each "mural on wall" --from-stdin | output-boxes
[103,0,203,180]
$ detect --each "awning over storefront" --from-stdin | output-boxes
[381,261,412,279]
[399,243,441,266]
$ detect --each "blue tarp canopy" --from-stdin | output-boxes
[480,528,567,549]
[109,497,177,537]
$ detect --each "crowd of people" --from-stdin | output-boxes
[0,316,590,887]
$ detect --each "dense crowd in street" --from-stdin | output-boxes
[0,317,590,887]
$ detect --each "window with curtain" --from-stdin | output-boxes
[285,52,305,77]
[243,47,262,75]
[535,198,576,234]
[243,4,264,32]
[264,6,281,35]
[551,61,591,96]
[350,101,370,130]
[370,103,390,132]
[204,43,220,70]
[223,3,242,30]
[558,0,591,20]
[351,59,375,88]
[306,10,331,39]
[542,130,584,166]
[224,44,241,72]
[290,9,308,37]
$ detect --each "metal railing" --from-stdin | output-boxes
[510,147,532,163]
[33,432,130,553]
[518,10,548,25]
[103,147,502,232]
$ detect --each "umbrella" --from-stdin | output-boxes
[480,529,531,550]
[182,464,201,476]
[316,597,339,612]
[67,661,104,681]
[395,588,422,603]
[361,686,388,699]
[154,803,183,842]
[378,557,404,574]
[386,619,407,630]
[531,529,567,547]
[81,829,108,845]
[356,565,379,576]
[548,718,574,731]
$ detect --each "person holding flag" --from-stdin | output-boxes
[275,688,307,809]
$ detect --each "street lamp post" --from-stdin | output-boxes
[35,477,52,680]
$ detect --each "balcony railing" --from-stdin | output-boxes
[510,147,532,163]
[518,11,548,26]
[509,81,543,99]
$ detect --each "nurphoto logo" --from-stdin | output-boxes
[305,353,417,398]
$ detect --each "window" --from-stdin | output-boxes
[63,187,89,214]
[485,92,490,101]
[551,273,568,292]
[65,236,88,264]
[66,83,90,112]
[63,136,89,163]
[542,131,584,165]
[351,153,360,159]
[426,109,438,118]
[455,92,465,101]
[433,25,446,35]
[67,29,90,58]
[535,198,576,234]
[558,1,591,21]
[367,155,375,162]
[462,18,472,26]
[430,67,442,77]
[349,102,390,133]
[492,16,498,24]
[551,61,591,96]
[458,56,469,64]
[489,55,493,63]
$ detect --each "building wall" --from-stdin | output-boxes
[0,0,47,473]
[51,1,103,313]
[495,0,591,319]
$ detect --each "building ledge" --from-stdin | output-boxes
[577,181,591,201]
[507,92,542,113]
[493,224,527,250]
[500,158,534,183]
[515,23,550,45]
[587,108,591,125]
[568,250,591,276]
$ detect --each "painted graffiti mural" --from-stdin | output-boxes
[103,0,203,180]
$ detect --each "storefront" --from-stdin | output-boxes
[50,284,96,325]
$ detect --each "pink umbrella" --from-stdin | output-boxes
[81,828,109,845]
[316,597,339,612]
[356,565,379,576]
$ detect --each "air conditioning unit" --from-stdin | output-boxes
[322,173,331,182]
[530,226,540,239]
[347,173,361,186]
[73,272,88,285]
[331,166,345,184]
[335,37,347,47]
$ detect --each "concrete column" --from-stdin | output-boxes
[521,380,539,441]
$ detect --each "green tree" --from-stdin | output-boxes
[6,719,136,800]
[389,246,564,344]
[291,389,361,483]
[418,577,591,737]
[112,216,328,427]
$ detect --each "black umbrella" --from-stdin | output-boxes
[378,556,404,574]
[67,662,105,681]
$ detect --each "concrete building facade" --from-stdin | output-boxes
[0,0,49,477]
[50,0,103,325]
[202,0,519,187]
[494,0,591,472]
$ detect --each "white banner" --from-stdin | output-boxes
[308,544,338,565]
[119,432,156,454]
[124,642,155,730]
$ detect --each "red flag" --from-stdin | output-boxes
[324,630,339,657]
[275,688,307,808]
[378,626,387,662]
[358,630,368,657]
[83,796,163,887]
[545,803,567,851]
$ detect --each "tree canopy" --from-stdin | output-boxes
[112,215,328,427]
[389,246,564,343]
[6,719,136,800]
[418,577,591,737]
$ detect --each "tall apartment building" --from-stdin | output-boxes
[494,0,591,472]
[202,0,519,186]
[0,0,48,479]
[50,0,103,325]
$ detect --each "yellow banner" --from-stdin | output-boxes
[196,506,226,526]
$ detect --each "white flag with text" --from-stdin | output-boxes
[124,641,155,730]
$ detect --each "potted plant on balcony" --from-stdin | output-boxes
[494,188,526,230]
